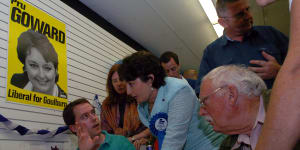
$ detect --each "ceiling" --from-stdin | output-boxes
[79,0,290,73]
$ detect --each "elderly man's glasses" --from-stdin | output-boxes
[199,86,226,106]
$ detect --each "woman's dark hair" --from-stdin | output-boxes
[105,64,134,105]
[17,29,59,82]
[118,51,166,89]
[17,29,58,68]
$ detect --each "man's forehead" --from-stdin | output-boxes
[169,58,178,65]
[226,0,248,11]
[163,58,176,65]
[74,103,93,115]
[200,79,213,94]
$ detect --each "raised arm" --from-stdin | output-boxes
[255,1,300,150]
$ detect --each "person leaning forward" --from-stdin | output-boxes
[118,51,226,150]
[198,65,300,150]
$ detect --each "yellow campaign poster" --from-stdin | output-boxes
[7,0,68,110]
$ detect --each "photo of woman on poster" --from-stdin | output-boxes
[10,29,67,99]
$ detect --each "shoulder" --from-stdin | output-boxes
[253,26,288,43]
[10,73,29,88]
[253,26,283,35]
[253,25,275,31]
[206,36,225,50]
[107,133,126,140]
[164,77,189,91]
[253,25,273,29]
[102,98,112,107]
[163,77,195,100]
[202,36,227,59]
[57,85,68,99]
[105,132,135,149]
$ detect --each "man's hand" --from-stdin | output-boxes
[248,51,281,79]
[76,122,102,150]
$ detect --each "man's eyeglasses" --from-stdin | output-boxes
[79,109,97,121]
[199,86,226,106]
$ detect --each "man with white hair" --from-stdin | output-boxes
[198,65,300,150]
[198,65,269,150]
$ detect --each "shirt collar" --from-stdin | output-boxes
[100,130,110,146]
[220,34,229,47]
[24,82,58,96]
[231,96,265,150]
[256,95,266,124]
[221,27,258,47]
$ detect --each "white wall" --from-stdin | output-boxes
[0,0,136,149]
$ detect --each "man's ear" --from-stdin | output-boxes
[218,18,228,28]
[69,125,77,134]
[148,74,154,81]
[147,74,155,85]
[227,85,239,106]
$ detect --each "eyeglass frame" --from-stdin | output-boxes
[199,86,227,106]
[79,107,97,121]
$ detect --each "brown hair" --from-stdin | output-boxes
[63,98,90,126]
[17,29,59,82]
[216,0,239,17]
[105,64,134,105]
[17,29,58,69]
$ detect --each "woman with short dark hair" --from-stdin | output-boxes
[101,64,150,149]
[11,29,66,98]
[118,51,226,150]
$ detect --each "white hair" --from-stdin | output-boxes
[202,65,267,97]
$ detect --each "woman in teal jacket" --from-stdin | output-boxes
[118,51,226,150]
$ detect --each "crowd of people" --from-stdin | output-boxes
[61,0,300,149]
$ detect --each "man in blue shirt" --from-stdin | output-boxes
[62,98,135,150]
[195,0,289,94]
